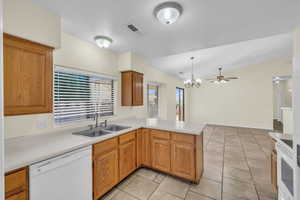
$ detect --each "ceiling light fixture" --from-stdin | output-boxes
[94,36,113,48]
[206,68,239,84]
[184,57,202,88]
[154,2,183,25]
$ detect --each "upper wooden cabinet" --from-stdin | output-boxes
[121,71,143,106]
[3,34,53,116]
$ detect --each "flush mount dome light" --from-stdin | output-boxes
[94,36,113,48]
[154,2,183,25]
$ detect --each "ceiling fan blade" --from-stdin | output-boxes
[225,77,238,80]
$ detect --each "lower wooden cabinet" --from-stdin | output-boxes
[5,167,28,200]
[93,129,204,199]
[93,138,119,200]
[119,132,137,180]
[171,141,195,180]
[271,150,277,192]
[141,129,151,167]
[151,137,171,172]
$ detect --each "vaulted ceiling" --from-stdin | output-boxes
[33,0,299,77]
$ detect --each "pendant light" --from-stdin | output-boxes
[184,57,202,88]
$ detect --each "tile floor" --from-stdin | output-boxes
[101,126,277,200]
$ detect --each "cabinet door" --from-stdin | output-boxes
[171,142,195,180]
[6,192,26,200]
[151,138,170,172]
[132,72,143,106]
[93,149,119,199]
[4,34,53,116]
[119,140,136,180]
[141,129,151,167]
[271,151,277,192]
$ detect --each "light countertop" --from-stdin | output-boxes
[5,118,206,172]
[269,132,293,142]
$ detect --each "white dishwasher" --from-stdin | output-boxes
[29,146,92,200]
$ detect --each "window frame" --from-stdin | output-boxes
[53,66,116,125]
[147,84,159,118]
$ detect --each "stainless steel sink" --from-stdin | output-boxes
[104,124,130,132]
[73,128,112,137]
[72,124,131,137]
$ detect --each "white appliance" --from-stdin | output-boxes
[277,141,294,200]
[30,146,92,200]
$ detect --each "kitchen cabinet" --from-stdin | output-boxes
[151,130,171,172]
[121,71,143,106]
[3,34,53,116]
[119,131,137,180]
[271,139,277,192]
[93,138,119,200]
[5,167,28,200]
[141,128,151,167]
[171,134,195,180]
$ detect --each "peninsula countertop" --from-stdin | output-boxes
[5,118,206,172]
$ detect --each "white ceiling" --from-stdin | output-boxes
[33,0,298,77]
[151,33,293,79]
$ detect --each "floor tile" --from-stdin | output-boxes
[190,178,221,200]
[135,168,159,180]
[101,188,120,200]
[185,191,215,200]
[153,172,166,184]
[157,176,190,198]
[122,175,159,200]
[223,178,258,200]
[223,167,252,183]
[109,190,139,200]
[149,189,183,200]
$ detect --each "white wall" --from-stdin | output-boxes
[4,32,188,138]
[190,57,292,130]
[0,0,4,197]
[3,0,61,48]
[293,26,300,200]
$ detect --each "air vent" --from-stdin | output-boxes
[128,24,139,32]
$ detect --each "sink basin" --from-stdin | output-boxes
[104,124,131,132]
[73,128,112,137]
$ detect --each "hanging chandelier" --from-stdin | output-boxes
[184,57,202,88]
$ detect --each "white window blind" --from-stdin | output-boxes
[54,66,115,124]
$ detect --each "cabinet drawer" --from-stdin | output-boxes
[5,168,27,197]
[93,137,118,156]
[119,131,135,144]
[6,192,26,200]
[151,129,170,140]
[172,133,195,144]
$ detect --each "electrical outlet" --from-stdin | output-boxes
[36,119,48,129]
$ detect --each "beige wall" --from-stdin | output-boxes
[4,32,188,138]
[3,0,61,48]
[190,57,292,129]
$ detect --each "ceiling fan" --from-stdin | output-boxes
[206,68,238,84]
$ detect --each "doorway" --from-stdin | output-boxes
[176,87,184,121]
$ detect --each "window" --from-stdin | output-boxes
[54,66,115,124]
[147,84,159,118]
[176,87,184,121]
